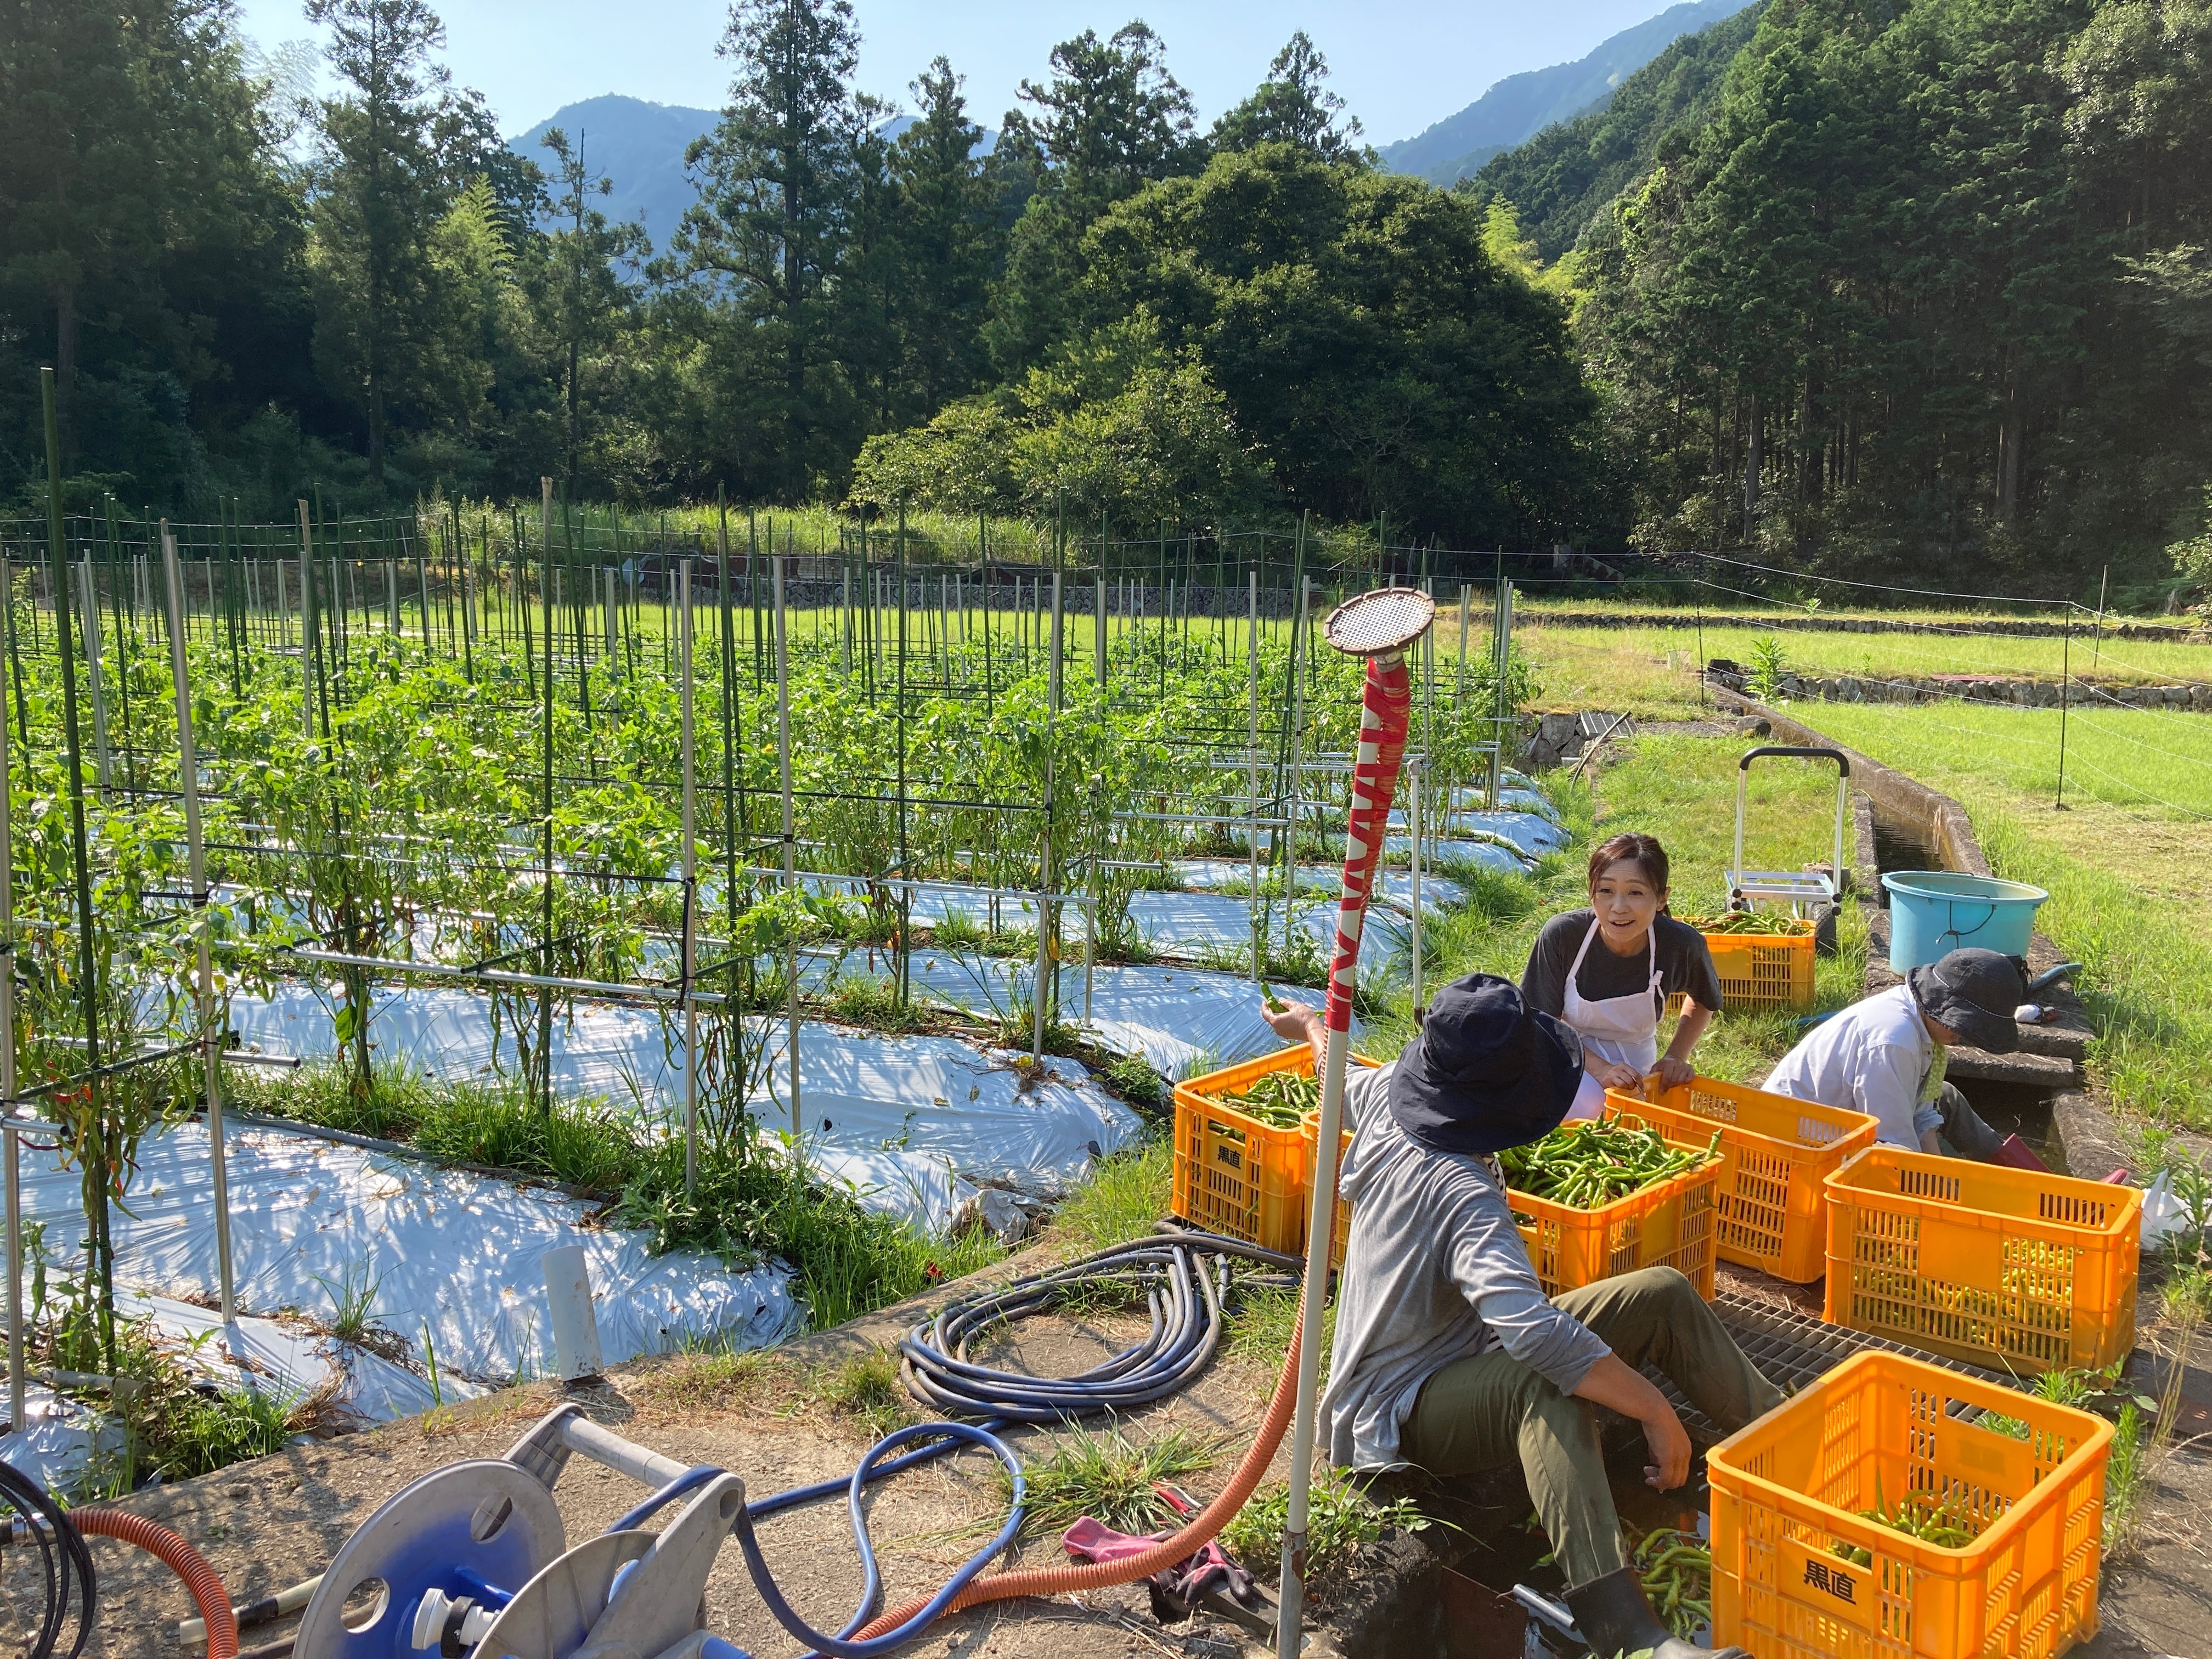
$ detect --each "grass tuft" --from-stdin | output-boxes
[241,1058,1007,1338]
[630,1347,780,1419]
[1225,1286,1334,1383]
[992,1424,1223,1540]
[816,1346,914,1438]
[1051,1139,1171,1252]
[1221,1467,1432,1583]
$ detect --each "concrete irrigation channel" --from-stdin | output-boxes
[47,719,2212,1659]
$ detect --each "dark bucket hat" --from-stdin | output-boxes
[1389,973,1584,1155]
[1907,947,2029,1053]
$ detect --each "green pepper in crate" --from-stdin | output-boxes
[1682,912,1810,936]
[1497,1119,1720,1209]
[1213,1070,1319,1128]
[1831,1489,1981,1566]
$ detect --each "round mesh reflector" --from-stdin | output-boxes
[1323,586,1435,657]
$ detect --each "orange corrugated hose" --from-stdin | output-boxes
[73,1507,239,1659]
[853,1309,1305,1641]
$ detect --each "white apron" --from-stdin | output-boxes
[1561,916,1662,1120]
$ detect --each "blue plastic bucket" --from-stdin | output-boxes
[1881,870,2048,972]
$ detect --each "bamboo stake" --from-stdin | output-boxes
[43,369,115,1366]
[895,506,910,1008]
[775,555,799,1160]
[1032,571,1062,1063]
[537,479,555,1114]
[161,526,235,1323]
[680,560,699,1192]
[296,502,315,738]
[77,561,110,791]
[1,556,21,1431]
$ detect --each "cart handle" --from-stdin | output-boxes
[1739,746,1849,777]
[1735,747,1852,901]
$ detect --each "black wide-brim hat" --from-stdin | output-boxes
[1907,947,2029,1054]
[1389,973,1585,1155]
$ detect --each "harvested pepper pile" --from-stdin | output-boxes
[1215,1070,1319,1128]
[1633,1527,1713,1640]
[1680,912,1813,936]
[1498,1118,1720,1209]
[1830,1491,1982,1565]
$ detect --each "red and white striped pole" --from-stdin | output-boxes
[1277,588,1435,1657]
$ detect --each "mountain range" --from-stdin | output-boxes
[1461,1,1768,258]
[1377,0,1754,187]
[508,100,994,249]
[510,95,719,245]
[507,3,1754,246]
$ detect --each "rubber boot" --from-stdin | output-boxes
[1561,1565,1748,1659]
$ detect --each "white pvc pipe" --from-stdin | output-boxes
[1410,756,1425,1020]
[542,1243,604,1381]
[163,527,236,1324]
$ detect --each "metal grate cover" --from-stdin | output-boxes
[1660,1291,2018,1440]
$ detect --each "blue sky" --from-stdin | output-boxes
[227,0,1678,149]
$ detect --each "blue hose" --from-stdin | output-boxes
[607,1229,1297,1659]
[732,1421,1025,1659]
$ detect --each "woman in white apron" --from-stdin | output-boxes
[1520,833,1721,1120]
[1562,915,1664,1119]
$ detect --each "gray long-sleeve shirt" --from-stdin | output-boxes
[1318,1060,1612,1470]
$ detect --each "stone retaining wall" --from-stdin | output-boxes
[1535,608,2204,641]
[1706,665,2211,710]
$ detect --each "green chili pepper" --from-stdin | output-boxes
[1497,1120,1721,1210]
[1208,1069,1318,1128]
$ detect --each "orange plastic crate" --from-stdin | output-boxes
[1506,1107,1723,1298]
[1709,1350,2112,1659]
[1299,1111,1352,1267]
[1686,918,1818,1014]
[1172,1047,1378,1256]
[1824,1148,2141,1373]
[1610,1077,1878,1282]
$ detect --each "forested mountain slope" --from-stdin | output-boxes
[1381,0,1753,186]
[1462,2,1767,259]
[1574,0,2212,588]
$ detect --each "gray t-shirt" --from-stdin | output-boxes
[1521,911,1724,1019]
[1318,1060,1612,1471]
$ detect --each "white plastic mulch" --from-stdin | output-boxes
[10,1123,803,1391]
[224,991,1137,1231]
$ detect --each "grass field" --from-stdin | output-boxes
[1785,700,2212,1132]
[1519,622,2212,719]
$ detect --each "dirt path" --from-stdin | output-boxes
[46,1239,1314,1659]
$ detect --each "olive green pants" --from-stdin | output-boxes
[1399,1267,1782,1588]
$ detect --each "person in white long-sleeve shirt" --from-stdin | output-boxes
[1762,947,2027,1159]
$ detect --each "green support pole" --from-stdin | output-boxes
[538,480,556,1116]
[42,369,116,1368]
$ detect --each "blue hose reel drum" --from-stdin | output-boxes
[292,1461,566,1659]
[1881,870,2048,972]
